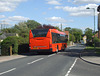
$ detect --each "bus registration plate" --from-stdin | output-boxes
[33,47,38,49]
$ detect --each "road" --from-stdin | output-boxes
[0,44,100,76]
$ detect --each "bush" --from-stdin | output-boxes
[17,36,29,45]
[1,36,18,55]
[93,37,100,43]
[1,36,29,55]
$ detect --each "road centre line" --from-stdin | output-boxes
[48,54,56,57]
[0,68,16,76]
[65,58,78,76]
[27,58,44,65]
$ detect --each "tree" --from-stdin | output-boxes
[55,26,61,31]
[14,22,29,38]
[26,20,41,29]
[64,27,71,32]
[69,33,75,42]
[84,28,93,41]
[71,28,83,42]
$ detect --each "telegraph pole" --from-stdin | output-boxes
[61,23,62,31]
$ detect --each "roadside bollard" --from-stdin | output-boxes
[10,46,12,56]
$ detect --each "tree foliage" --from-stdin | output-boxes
[69,33,75,42]
[64,27,71,33]
[1,36,18,55]
[84,28,93,41]
[26,20,41,29]
[54,26,61,31]
[65,27,83,42]
[14,22,29,38]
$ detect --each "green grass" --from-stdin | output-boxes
[85,46,100,50]
[67,41,70,46]
[85,46,100,55]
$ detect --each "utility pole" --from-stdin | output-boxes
[86,7,96,50]
[61,23,62,31]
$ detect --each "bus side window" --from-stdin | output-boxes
[52,33,58,43]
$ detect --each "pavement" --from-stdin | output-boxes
[0,55,27,63]
[68,43,100,66]
[81,56,100,65]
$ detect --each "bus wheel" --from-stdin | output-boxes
[63,45,66,51]
[56,46,58,54]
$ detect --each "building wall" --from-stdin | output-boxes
[83,36,87,44]
[99,30,100,39]
[98,13,100,39]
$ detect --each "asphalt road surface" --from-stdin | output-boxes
[0,44,100,76]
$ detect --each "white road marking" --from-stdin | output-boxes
[65,58,78,76]
[27,58,44,65]
[48,54,56,57]
[0,68,16,75]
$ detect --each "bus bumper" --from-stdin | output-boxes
[29,48,52,53]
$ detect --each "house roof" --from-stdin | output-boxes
[4,33,17,37]
[92,32,99,38]
[64,31,69,35]
[0,33,18,40]
[0,34,6,40]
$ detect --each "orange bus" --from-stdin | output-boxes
[29,29,67,53]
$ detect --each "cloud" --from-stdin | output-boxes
[45,16,67,23]
[4,16,29,22]
[0,15,5,18]
[55,4,98,16]
[81,26,93,31]
[51,23,67,27]
[0,0,27,12]
[48,7,52,10]
[42,12,47,15]
[73,0,100,4]
[46,0,61,5]
[70,12,91,16]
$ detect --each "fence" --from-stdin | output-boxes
[95,42,100,47]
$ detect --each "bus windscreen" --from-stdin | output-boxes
[31,29,49,37]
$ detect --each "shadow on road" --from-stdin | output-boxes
[60,49,83,57]
[19,52,54,56]
[61,48,100,58]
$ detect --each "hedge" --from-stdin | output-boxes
[1,36,18,55]
[1,36,29,56]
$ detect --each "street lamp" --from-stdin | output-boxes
[86,7,96,50]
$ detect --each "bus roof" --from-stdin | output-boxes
[31,28,66,35]
[50,29,65,35]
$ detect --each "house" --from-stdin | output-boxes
[80,35,87,44]
[92,32,99,38]
[0,33,19,42]
[64,31,69,41]
[4,33,19,37]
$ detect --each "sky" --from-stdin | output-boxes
[0,0,100,32]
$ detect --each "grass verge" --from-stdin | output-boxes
[85,46,100,54]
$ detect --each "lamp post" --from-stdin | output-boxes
[86,7,96,50]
